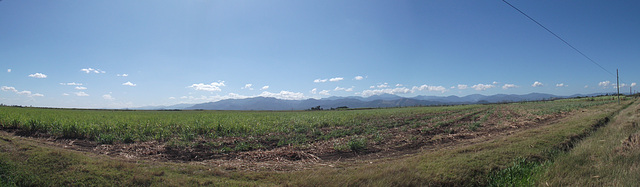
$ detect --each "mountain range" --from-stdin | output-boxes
[131,92,610,111]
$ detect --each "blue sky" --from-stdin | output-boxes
[1,0,639,108]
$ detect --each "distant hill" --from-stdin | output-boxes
[132,92,614,110]
[186,97,445,110]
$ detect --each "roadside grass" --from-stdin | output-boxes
[0,134,266,186]
[539,99,640,186]
[275,100,628,186]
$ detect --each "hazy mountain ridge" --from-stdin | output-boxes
[132,93,610,110]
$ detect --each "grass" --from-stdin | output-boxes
[0,96,632,186]
[539,97,640,186]
[275,99,630,186]
[0,134,266,186]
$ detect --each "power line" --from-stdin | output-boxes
[501,0,616,77]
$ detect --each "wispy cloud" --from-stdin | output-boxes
[17,90,32,96]
[259,91,306,100]
[261,85,269,90]
[1,86,18,92]
[361,87,411,97]
[122,81,137,87]
[75,86,87,90]
[60,82,83,86]
[502,84,518,89]
[310,88,318,94]
[314,79,327,83]
[7,69,11,73]
[632,83,637,87]
[598,81,611,88]
[2,86,43,97]
[117,74,129,77]
[75,92,89,96]
[532,81,544,87]
[242,84,253,90]
[315,77,344,83]
[28,73,47,78]
[335,86,354,92]
[354,76,364,80]
[371,83,389,89]
[492,81,499,85]
[329,77,344,82]
[457,84,468,90]
[472,84,495,91]
[412,85,447,93]
[556,83,567,87]
[188,81,225,92]
[319,90,330,96]
[81,68,105,74]
[102,94,115,100]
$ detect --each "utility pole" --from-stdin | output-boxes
[617,69,620,104]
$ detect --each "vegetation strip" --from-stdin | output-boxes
[0,96,631,186]
[279,99,631,186]
[538,98,640,185]
[487,100,633,186]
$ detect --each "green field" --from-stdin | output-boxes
[0,96,636,186]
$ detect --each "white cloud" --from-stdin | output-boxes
[81,68,105,74]
[632,83,637,87]
[502,84,518,89]
[412,85,447,93]
[169,97,176,100]
[17,90,31,96]
[361,87,412,97]
[457,84,468,90]
[122,81,137,87]
[556,83,567,87]
[472,84,495,91]
[75,86,87,90]
[242,84,253,90]
[334,86,355,92]
[354,76,364,80]
[492,81,499,85]
[532,81,544,87]
[189,81,225,91]
[261,86,269,90]
[7,69,11,73]
[75,92,89,96]
[319,90,330,96]
[374,83,389,88]
[396,84,403,87]
[1,86,42,97]
[258,91,306,100]
[329,77,344,82]
[62,93,70,96]
[1,86,17,92]
[314,79,328,83]
[310,88,318,94]
[102,94,115,100]
[614,83,627,88]
[60,82,83,86]
[117,74,129,77]
[584,85,589,88]
[598,81,611,88]
[28,73,47,78]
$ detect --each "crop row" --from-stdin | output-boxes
[0,97,622,147]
